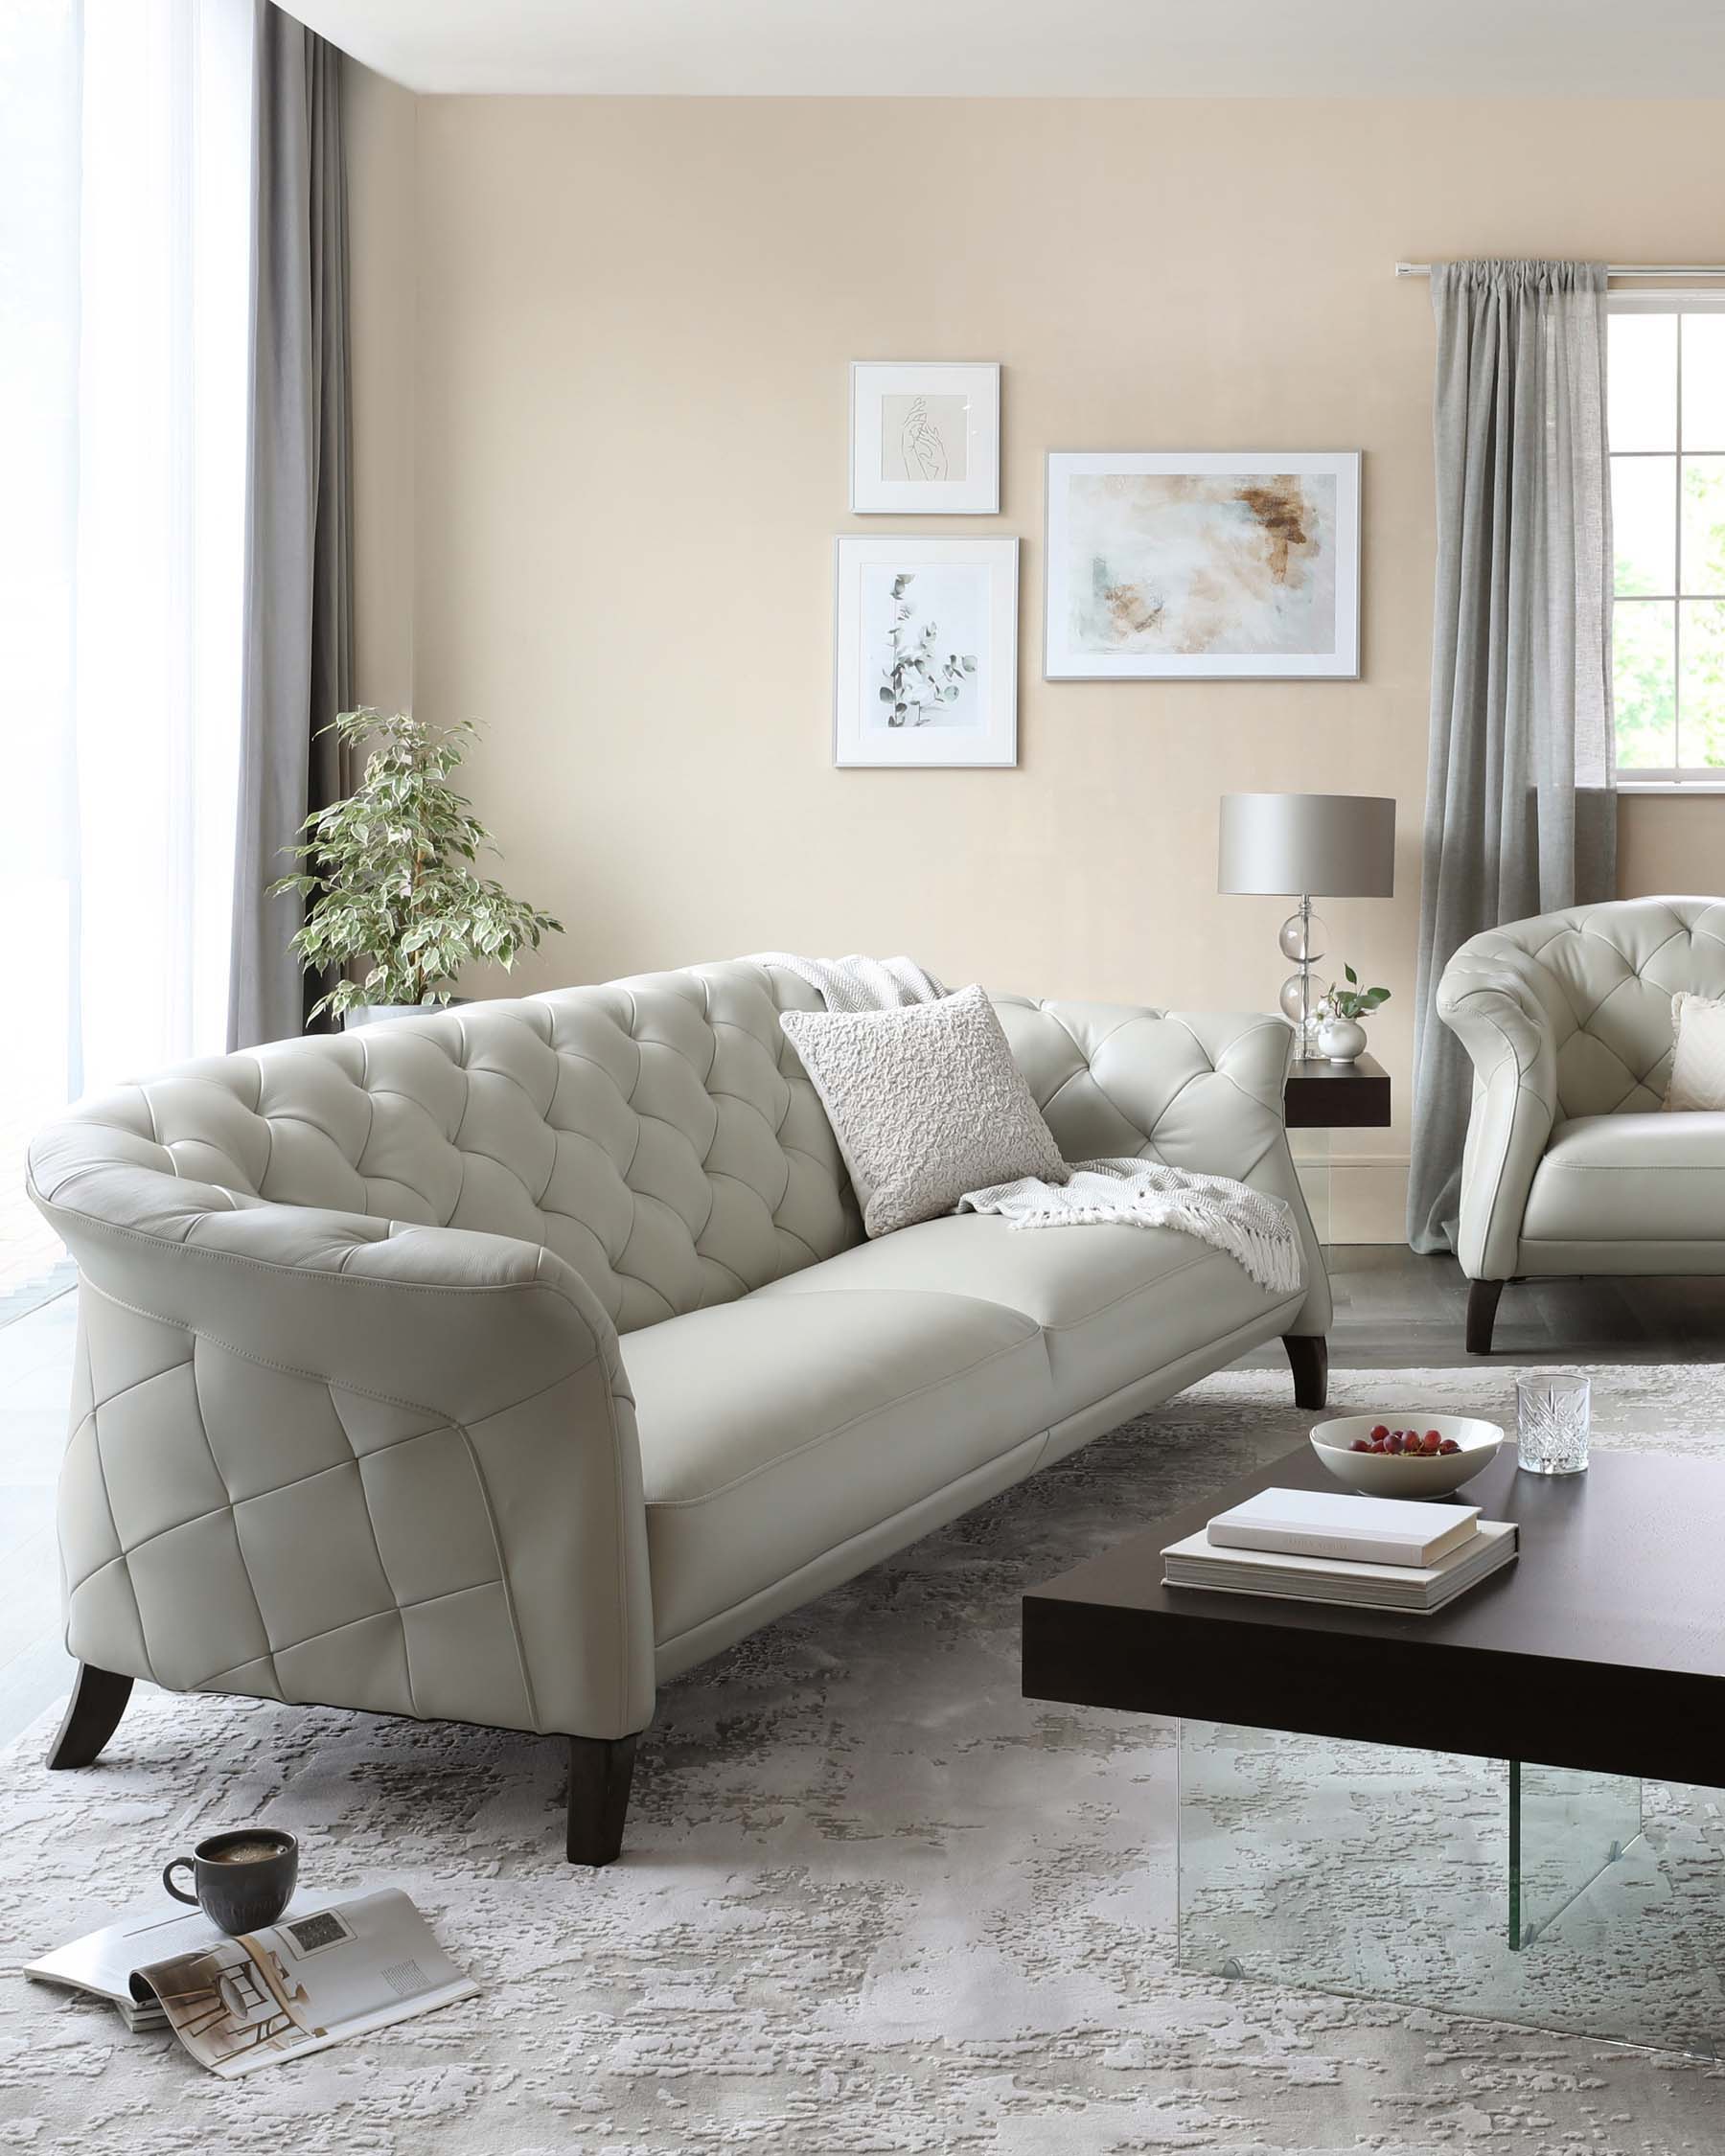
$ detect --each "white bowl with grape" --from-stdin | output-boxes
[1309,1412,1503,1499]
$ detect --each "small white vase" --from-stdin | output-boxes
[1311,1021,1371,1065]
[1316,1017,1367,1064]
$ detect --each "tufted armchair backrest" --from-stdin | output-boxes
[40,962,862,1334]
[1461,897,1725,1120]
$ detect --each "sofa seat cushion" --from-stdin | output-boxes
[756,1212,1300,1419]
[627,1288,1052,1646]
[1522,1112,1725,1243]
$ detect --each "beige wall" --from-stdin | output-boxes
[344,62,417,714]
[345,89,1725,1236]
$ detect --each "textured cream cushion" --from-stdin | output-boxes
[779,984,1070,1237]
[1666,992,1725,1111]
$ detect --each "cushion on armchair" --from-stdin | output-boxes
[1666,992,1725,1112]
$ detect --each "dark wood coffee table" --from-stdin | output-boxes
[1024,1441,1725,1789]
[1022,1442,1725,2053]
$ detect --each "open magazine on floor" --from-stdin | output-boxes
[26,1888,477,2076]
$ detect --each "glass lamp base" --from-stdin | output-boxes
[1279,972,1322,1043]
[1277,909,1327,965]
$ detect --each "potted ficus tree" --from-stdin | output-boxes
[270,708,564,1028]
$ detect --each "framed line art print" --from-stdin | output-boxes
[833,537,1019,768]
[850,362,1000,515]
[1044,450,1362,679]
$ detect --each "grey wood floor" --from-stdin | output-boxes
[1239,1245,1725,1371]
[3,1251,1721,1751]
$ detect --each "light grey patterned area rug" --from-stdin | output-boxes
[4,1363,1725,2153]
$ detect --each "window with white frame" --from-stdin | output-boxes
[1609,298,1725,784]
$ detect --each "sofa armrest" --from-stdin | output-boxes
[1436,938,1561,1281]
[991,998,1331,1337]
[27,1145,655,1743]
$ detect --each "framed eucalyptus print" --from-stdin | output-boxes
[833,537,1018,768]
[1045,450,1361,679]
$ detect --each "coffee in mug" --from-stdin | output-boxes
[203,1837,288,1865]
[163,1827,298,1936]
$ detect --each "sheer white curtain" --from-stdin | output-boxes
[2,0,252,1286]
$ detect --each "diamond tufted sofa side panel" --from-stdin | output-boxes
[990,997,1330,1337]
[27,1144,656,1742]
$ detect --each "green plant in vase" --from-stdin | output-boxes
[269,708,564,1026]
[1313,964,1390,1065]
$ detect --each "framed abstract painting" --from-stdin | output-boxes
[850,362,1000,516]
[1044,450,1361,680]
[832,537,1018,768]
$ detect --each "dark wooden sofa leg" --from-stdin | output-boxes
[1466,1278,1505,1357]
[47,1664,134,1770]
[566,1733,638,1866]
[1281,1334,1329,1411]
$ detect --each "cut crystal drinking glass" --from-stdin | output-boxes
[1516,1375,1591,1476]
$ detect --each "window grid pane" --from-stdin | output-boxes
[1610,304,1725,774]
[1613,598,1677,768]
[1681,599,1725,767]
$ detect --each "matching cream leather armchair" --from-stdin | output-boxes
[1438,897,1725,1352]
[28,961,1328,1862]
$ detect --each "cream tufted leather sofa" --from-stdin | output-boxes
[1438,897,1725,1352]
[27,960,1328,1861]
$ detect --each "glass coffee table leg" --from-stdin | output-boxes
[1176,1719,1506,1998]
[1177,1721,1721,2055]
[1507,1759,1642,1950]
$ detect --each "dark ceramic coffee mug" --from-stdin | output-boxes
[163,1827,298,1936]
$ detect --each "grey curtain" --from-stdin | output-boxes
[1407,260,1616,1254]
[228,4,352,1048]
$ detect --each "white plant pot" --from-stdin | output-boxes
[1316,1016,1368,1064]
[342,998,470,1030]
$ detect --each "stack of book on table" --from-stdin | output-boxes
[1162,1487,1518,1613]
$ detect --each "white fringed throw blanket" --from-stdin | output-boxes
[748,952,948,1010]
[957,1159,1304,1297]
[753,953,1302,1297]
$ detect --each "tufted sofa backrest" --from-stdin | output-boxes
[991,996,1291,1173]
[38,962,862,1334]
[1460,897,1725,1120]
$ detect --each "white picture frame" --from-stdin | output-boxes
[1044,449,1362,680]
[833,537,1018,768]
[850,361,1000,516]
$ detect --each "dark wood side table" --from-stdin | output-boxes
[1283,1050,1391,1129]
[1282,1051,1392,1245]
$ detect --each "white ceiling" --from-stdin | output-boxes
[281,0,1725,98]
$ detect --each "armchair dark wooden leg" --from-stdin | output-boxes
[566,1733,638,1866]
[47,1663,133,1770]
[1466,1278,1506,1356]
[1281,1334,1329,1411]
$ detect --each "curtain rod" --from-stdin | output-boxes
[1395,262,1725,280]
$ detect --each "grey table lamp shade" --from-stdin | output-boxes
[1217,793,1396,898]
